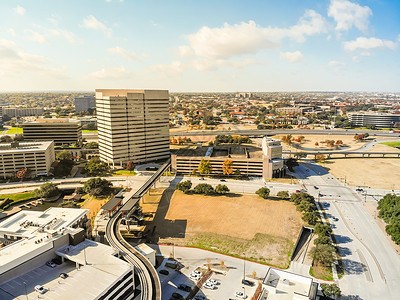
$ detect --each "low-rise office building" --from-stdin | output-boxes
[0,141,55,178]
[2,107,44,117]
[171,137,285,179]
[349,113,400,128]
[22,119,82,145]
[0,207,135,300]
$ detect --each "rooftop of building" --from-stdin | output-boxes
[95,88,169,99]
[0,240,132,300]
[0,141,53,153]
[263,268,314,300]
[349,112,400,116]
[22,118,81,124]
[174,144,263,159]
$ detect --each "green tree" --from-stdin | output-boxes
[314,235,332,245]
[34,183,60,199]
[83,177,112,196]
[198,159,212,175]
[309,244,336,267]
[0,135,13,143]
[85,142,99,149]
[314,223,333,237]
[215,184,230,194]
[294,152,307,159]
[290,192,315,205]
[320,283,341,298]
[176,180,192,193]
[386,221,400,244]
[297,200,317,212]
[13,134,24,142]
[57,150,73,161]
[233,169,241,177]
[194,183,214,195]
[85,157,109,176]
[302,211,319,225]
[277,190,289,199]
[256,187,270,199]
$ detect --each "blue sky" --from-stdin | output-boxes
[0,0,399,92]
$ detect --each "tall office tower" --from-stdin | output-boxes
[74,95,96,112]
[96,89,170,166]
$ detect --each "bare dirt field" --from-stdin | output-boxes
[323,157,400,190]
[145,190,304,267]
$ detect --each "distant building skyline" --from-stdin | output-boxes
[0,0,399,92]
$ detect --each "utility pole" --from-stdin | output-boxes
[24,282,28,300]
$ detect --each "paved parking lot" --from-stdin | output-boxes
[153,245,270,300]
[0,261,76,300]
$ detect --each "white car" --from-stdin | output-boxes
[206,279,218,285]
[189,273,201,280]
[46,261,56,268]
[203,282,214,289]
[192,270,202,276]
[235,291,247,299]
[35,285,47,294]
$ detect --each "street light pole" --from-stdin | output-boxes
[23,282,28,300]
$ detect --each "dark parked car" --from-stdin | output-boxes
[220,179,226,182]
[241,279,255,286]
[178,284,191,292]
[159,269,169,275]
[59,273,68,279]
[195,296,206,300]
[171,292,184,299]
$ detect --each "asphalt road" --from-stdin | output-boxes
[293,162,400,300]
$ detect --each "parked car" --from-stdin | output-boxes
[192,270,202,276]
[203,282,214,289]
[59,273,68,279]
[220,179,226,182]
[207,279,218,285]
[235,291,247,299]
[194,295,206,300]
[159,269,169,275]
[189,273,200,280]
[178,284,191,292]
[46,261,56,268]
[199,177,206,181]
[241,279,254,286]
[314,186,319,189]
[35,285,47,294]
[171,292,184,299]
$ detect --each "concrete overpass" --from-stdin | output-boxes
[283,150,400,159]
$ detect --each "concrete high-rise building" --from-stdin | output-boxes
[1,107,44,117]
[22,119,82,146]
[74,95,96,112]
[96,89,170,166]
[262,137,285,178]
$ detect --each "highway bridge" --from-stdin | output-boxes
[169,129,400,137]
[283,150,400,159]
[104,159,171,300]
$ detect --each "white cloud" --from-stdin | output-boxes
[152,61,187,77]
[328,0,372,32]
[108,46,142,60]
[50,29,79,44]
[25,30,47,43]
[87,66,132,79]
[328,60,345,68]
[192,58,255,71]
[280,51,303,63]
[181,10,326,59]
[13,5,25,16]
[8,28,16,36]
[344,37,397,51]
[82,15,112,37]
[0,39,66,78]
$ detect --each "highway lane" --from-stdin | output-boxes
[293,162,400,299]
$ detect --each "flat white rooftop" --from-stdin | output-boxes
[0,141,53,154]
[0,207,88,236]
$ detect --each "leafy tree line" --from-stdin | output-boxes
[176,180,229,195]
[215,134,252,145]
[378,194,400,244]
[290,192,320,225]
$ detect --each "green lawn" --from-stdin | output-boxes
[83,130,98,133]
[6,127,23,134]
[113,170,137,176]
[381,141,400,148]
[0,192,36,201]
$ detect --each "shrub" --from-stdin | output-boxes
[176,180,192,193]
[193,183,214,195]
[83,177,112,196]
[277,191,289,199]
[256,187,270,199]
[215,184,230,194]
[34,183,60,199]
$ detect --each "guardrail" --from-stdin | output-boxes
[105,159,171,300]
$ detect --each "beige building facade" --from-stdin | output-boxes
[262,137,285,178]
[22,119,82,146]
[0,141,55,178]
[96,89,170,166]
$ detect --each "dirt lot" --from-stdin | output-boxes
[145,190,304,267]
[321,143,400,190]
